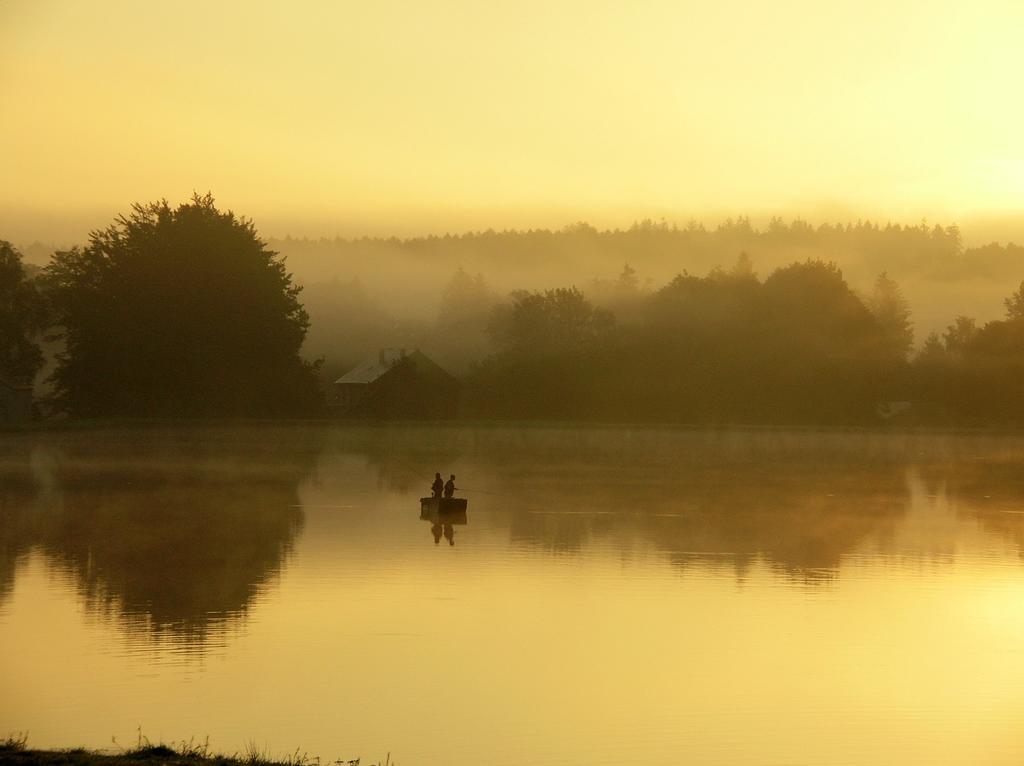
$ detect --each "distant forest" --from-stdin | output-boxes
[268,219,1022,375]
[8,205,1024,425]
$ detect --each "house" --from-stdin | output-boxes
[332,348,459,419]
[0,378,33,425]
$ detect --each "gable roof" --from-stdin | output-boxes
[334,348,449,386]
[335,355,397,385]
[333,348,458,389]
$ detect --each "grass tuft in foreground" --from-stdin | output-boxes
[0,732,392,766]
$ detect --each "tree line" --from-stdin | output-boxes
[457,257,1024,424]
[290,217,1022,378]
[272,216,982,286]
[270,216,1024,320]
[4,196,1024,425]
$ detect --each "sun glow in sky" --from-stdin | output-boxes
[1,0,1023,241]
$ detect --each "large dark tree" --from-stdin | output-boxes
[466,288,616,418]
[630,260,892,423]
[0,241,46,386]
[487,286,614,357]
[43,195,321,417]
[956,318,1024,420]
[754,261,892,421]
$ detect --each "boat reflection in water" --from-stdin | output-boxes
[420,496,468,545]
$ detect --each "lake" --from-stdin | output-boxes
[2,424,1024,765]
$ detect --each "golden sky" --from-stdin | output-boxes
[1,0,1023,241]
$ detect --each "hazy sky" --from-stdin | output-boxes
[2,0,1022,242]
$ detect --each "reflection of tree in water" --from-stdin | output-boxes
[0,426,321,645]
[452,428,918,581]
[47,480,304,642]
[504,459,908,581]
[0,474,38,603]
[296,425,921,579]
[917,443,1024,557]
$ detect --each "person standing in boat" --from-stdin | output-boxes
[431,472,444,499]
[444,474,457,498]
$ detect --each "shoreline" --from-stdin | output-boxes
[0,738,379,766]
[6,415,1024,437]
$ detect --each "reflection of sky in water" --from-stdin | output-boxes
[3,425,1024,766]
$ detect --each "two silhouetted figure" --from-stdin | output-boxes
[431,472,457,498]
[427,473,461,547]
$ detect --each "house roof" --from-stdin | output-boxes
[335,348,417,385]
[335,357,396,385]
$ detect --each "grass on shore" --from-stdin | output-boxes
[0,732,392,766]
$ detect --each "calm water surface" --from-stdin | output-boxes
[2,424,1024,765]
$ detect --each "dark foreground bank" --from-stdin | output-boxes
[0,750,258,766]
[0,738,385,766]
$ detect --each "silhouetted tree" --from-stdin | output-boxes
[0,241,47,385]
[730,251,756,279]
[937,279,1024,421]
[628,266,762,422]
[918,331,944,361]
[910,278,1024,423]
[487,287,614,357]
[633,260,891,422]
[43,195,321,417]
[466,288,615,418]
[437,268,494,329]
[428,268,497,372]
[867,271,913,360]
[943,316,978,354]
[1004,280,1024,320]
[589,262,649,323]
[953,318,1024,421]
[908,330,955,413]
[747,261,892,421]
[614,262,639,293]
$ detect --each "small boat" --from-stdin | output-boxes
[419,505,467,527]
[420,496,468,514]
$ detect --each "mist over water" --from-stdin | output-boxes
[3,424,1024,765]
